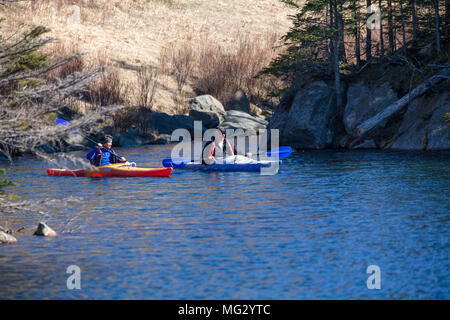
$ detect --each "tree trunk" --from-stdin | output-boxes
[333,0,342,109]
[338,5,347,63]
[387,0,394,54]
[366,0,372,60]
[328,0,334,75]
[446,0,450,40]
[400,0,407,54]
[378,0,384,56]
[356,26,361,66]
[354,68,450,139]
[411,0,418,41]
[352,0,361,66]
[433,0,441,55]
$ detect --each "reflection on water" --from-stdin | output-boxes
[0,146,449,299]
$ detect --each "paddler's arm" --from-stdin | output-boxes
[110,149,126,163]
[225,138,235,156]
[86,147,101,161]
[207,141,216,164]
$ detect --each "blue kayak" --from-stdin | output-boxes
[163,156,281,173]
[183,162,272,172]
[180,156,280,172]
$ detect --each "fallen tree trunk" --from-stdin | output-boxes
[354,68,450,140]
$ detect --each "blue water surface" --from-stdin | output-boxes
[0,146,449,299]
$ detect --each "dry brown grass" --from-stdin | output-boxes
[87,52,129,108]
[170,44,195,94]
[2,0,297,114]
[43,42,84,80]
[136,65,158,109]
[191,31,283,108]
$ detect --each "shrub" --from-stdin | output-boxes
[170,44,195,94]
[191,32,281,108]
[136,66,158,109]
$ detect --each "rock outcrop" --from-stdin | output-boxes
[389,92,449,150]
[118,129,153,147]
[427,101,450,150]
[189,109,220,129]
[228,90,250,113]
[268,80,337,149]
[343,82,398,135]
[147,113,196,136]
[188,95,226,128]
[221,110,268,134]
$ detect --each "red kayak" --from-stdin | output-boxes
[47,163,172,178]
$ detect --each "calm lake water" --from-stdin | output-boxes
[0,146,449,299]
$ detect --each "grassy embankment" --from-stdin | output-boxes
[2,0,296,121]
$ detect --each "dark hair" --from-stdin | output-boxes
[218,126,226,135]
[101,134,113,144]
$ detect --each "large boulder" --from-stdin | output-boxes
[189,109,220,129]
[344,82,398,135]
[389,92,448,150]
[188,95,226,124]
[228,90,250,113]
[268,81,336,149]
[118,128,154,147]
[427,100,450,150]
[147,112,196,136]
[221,110,268,134]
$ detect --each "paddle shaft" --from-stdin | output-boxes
[84,136,125,160]
[55,118,128,161]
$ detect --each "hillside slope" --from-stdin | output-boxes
[3,0,296,113]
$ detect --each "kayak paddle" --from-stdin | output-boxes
[56,118,130,163]
[266,146,292,158]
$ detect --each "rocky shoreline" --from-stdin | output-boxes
[269,74,449,151]
[52,92,272,152]
[48,69,448,153]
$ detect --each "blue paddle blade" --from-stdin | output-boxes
[56,118,79,134]
[268,151,291,159]
[162,158,188,169]
[56,118,69,126]
[267,146,292,158]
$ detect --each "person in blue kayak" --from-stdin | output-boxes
[202,127,252,165]
[202,127,235,165]
[86,135,126,167]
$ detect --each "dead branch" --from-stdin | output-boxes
[350,67,450,147]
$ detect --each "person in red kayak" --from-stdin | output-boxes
[86,135,126,167]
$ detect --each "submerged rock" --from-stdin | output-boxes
[33,222,57,237]
[0,231,17,244]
